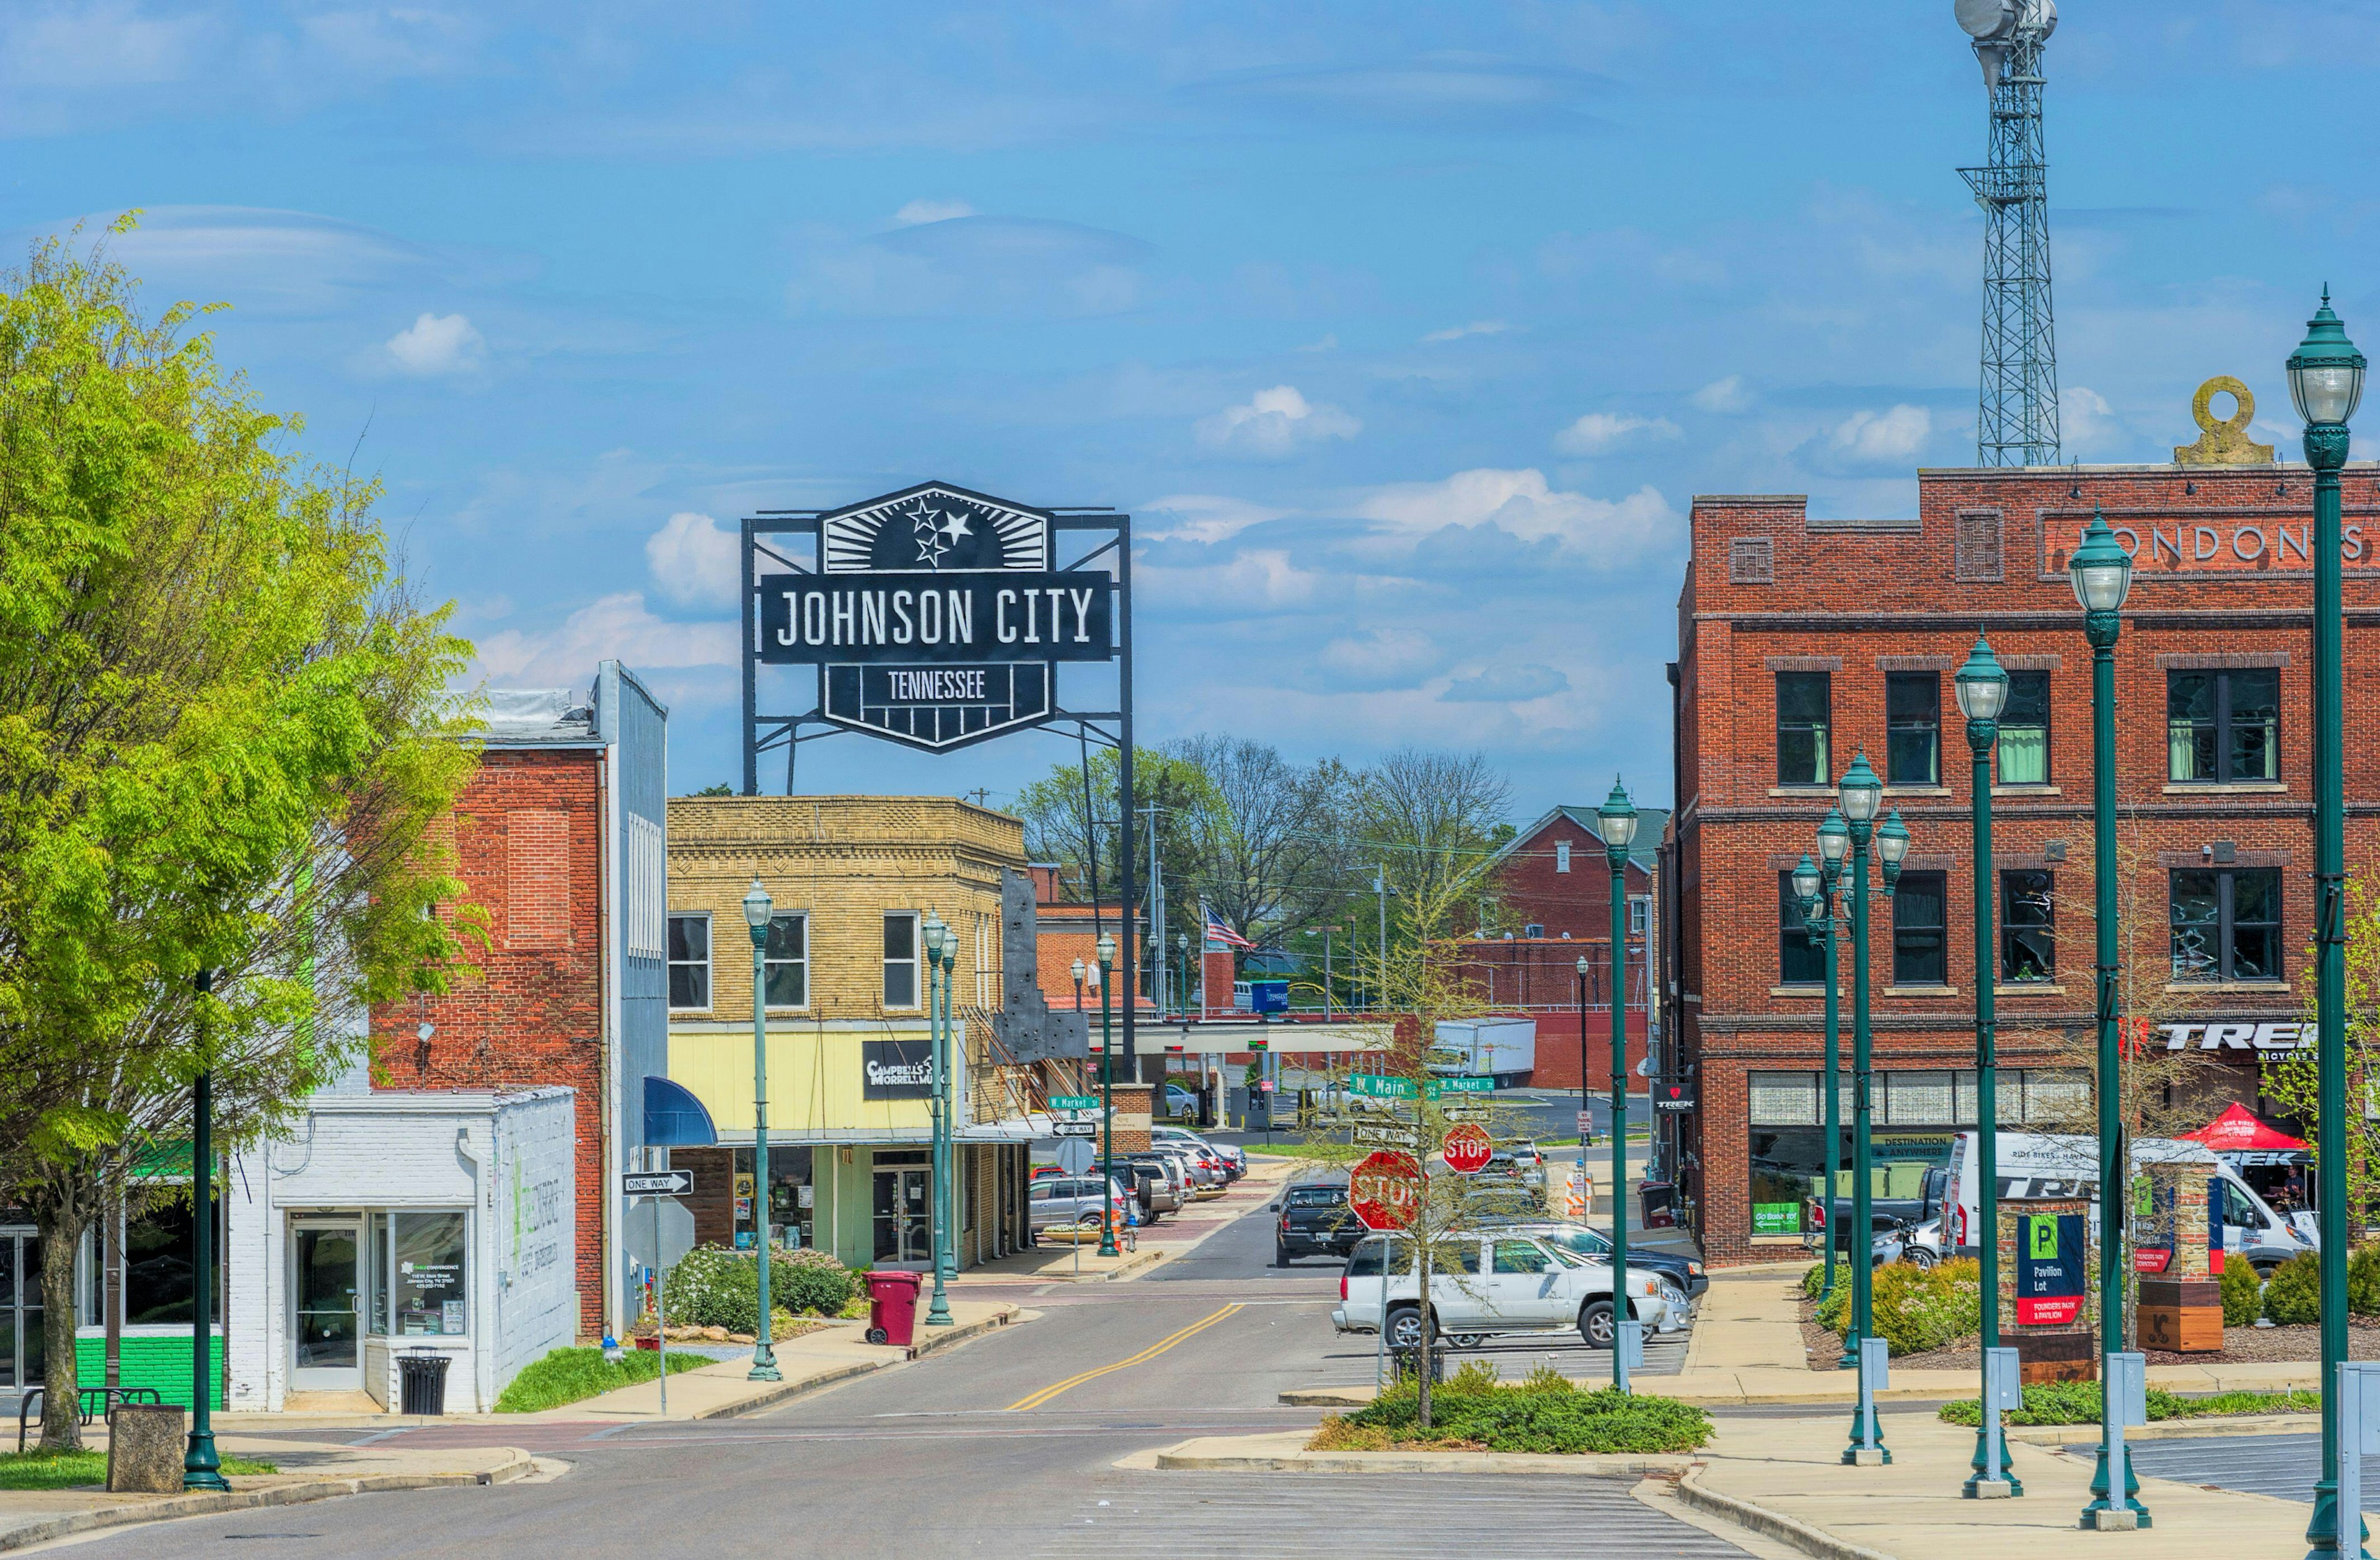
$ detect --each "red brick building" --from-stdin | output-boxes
[377,668,669,1337]
[1673,449,2380,1266]
[1457,804,1665,1091]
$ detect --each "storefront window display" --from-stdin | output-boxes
[367,1212,469,1336]
[732,1147,813,1249]
[79,1194,224,1326]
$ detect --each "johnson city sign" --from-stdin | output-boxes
[757,482,1116,752]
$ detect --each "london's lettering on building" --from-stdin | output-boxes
[756,483,1119,751]
[2044,511,2373,578]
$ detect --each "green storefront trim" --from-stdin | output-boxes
[69,1331,223,1411]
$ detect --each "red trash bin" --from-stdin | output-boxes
[863,1270,924,1347]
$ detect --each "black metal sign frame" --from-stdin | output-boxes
[739,480,1140,1077]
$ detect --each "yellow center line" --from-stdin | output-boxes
[1005,1303,1246,1411]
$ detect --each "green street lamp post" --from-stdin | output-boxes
[183,968,227,1492]
[1598,779,1641,1390]
[1817,811,1850,1305]
[2290,289,2366,1560]
[741,880,782,1383]
[2070,508,2144,1526]
[1096,932,1119,1257]
[923,912,956,1328]
[1792,829,1842,1309]
[1955,634,2022,1498]
[1835,753,1898,1460]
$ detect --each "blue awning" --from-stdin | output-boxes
[643,1075,718,1147]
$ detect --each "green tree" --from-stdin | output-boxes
[1357,747,1513,948]
[2264,870,2380,1227]
[1166,735,1357,948]
[0,229,478,1449]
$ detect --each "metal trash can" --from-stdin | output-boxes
[1639,1179,1678,1229]
[863,1269,924,1347]
[397,1348,451,1416]
[1388,1344,1445,1385]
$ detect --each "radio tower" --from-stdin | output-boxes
[1957,0,2060,466]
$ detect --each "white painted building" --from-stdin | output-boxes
[223,1086,577,1413]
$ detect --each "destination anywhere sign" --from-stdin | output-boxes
[756,483,1117,752]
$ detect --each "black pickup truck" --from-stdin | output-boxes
[1274,1179,1364,1266]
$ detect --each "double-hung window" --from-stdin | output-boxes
[1776,672,1831,787]
[1997,671,2050,785]
[1892,871,1947,985]
[2167,669,2280,783]
[1556,840,1572,873]
[2000,870,2054,982]
[1885,672,1940,785]
[883,912,920,1008]
[2170,868,2282,982]
[1779,874,1825,986]
[764,913,808,1008]
[667,914,711,1010]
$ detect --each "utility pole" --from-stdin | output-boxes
[1141,802,1165,1018]
[1375,865,1388,1012]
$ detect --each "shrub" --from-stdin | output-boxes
[2265,1252,2321,1326]
[2220,1251,2264,1326]
[1802,1263,1827,1301]
[1815,1258,1981,1357]
[663,1245,861,1333]
[493,1346,708,1414]
[2350,1243,2380,1317]
[1327,1368,1712,1455]
[1940,1382,2318,1427]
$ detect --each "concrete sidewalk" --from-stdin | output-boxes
[0,1436,533,1554]
[950,1154,1302,1286]
[1681,1409,2324,1559]
[527,1300,1020,1422]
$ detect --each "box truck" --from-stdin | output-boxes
[1427,1018,1537,1087]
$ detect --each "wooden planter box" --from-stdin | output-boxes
[2138,1278,2223,1354]
[2014,1331,2096,1383]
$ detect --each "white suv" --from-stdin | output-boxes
[1332,1230,1681,1351]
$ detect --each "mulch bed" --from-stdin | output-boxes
[1794,1288,2380,1373]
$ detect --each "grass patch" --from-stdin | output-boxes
[1248,1142,1365,1163]
[1310,1363,1711,1455]
[0,1448,278,1491]
[1939,1382,2321,1427]
[493,1346,712,1414]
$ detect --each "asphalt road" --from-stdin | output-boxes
[66,1176,1750,1559]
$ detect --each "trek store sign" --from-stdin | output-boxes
[2158,1020,2316,1052]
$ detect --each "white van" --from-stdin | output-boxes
[1943,1130,2309,1276]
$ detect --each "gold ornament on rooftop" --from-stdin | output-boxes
[2174,376,2275,466]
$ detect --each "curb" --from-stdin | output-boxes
[1154,1447,1692,1478]
[0,1452,533,1554]
[692,1305,1021,1419]
[2008,1411,2319,1446]
[1675,1461,1897,1560]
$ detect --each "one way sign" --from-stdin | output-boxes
[622,1170,695,1197]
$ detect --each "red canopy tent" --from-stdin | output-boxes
[2179,1102,2307,1153]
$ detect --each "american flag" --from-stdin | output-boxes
[1202,902,1255,951]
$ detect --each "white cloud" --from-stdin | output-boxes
[2061,386,2121,453]
[1828,404,1931,464]
[1317,628,1443,690]
[1441,663,1570,703]
[1691,374,1752,413]
[1421,319,1509,343]
[1137,548,1328,611]
[645,511,740,610]
[474,593,738,690]
[1194,385,1360,457]
[1140,494,1289,545]
[1553,411,1681,456]
[384,311,484,376]
[1354,468,1679,561]
[894,198,976,226]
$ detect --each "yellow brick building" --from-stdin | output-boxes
[663,796,1081,1271]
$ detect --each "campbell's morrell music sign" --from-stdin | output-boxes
[757,483,1117,751]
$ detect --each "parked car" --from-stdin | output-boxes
[1493,1220,1708,1299]
[1118,1156,1184,1218]
[1333,1230,1681,1349]
[1155,1126,1247,1181]
[1027,1175,1127,1241]
[1031,1164,1067,1182]
[1458,1184,1542,1221]
[1161,1081,1201,1118]
[1275,1181,1365,1265]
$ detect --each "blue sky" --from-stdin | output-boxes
[9,1,2376,817]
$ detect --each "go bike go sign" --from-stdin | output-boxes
[1349,1150,1422,1232]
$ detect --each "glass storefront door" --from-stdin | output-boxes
[871,1168,931,1265]
[0,1231,40,1389]
[289,1219,363,1393]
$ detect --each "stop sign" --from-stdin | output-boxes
[1349,1150,1421,1231]
[1442,1122,1493,1175]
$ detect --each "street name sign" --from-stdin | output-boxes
[622,1170,694,1198]
[1349,1151,1422,1232]
[1440,1104,1490,1124]
[1049,1095,1098,1111]
[1349,1074,1416,1099]
[1437,1076,1496,1095]
[1052,1121,1098,1138]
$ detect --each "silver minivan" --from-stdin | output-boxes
[1028,1175,1126,1240]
